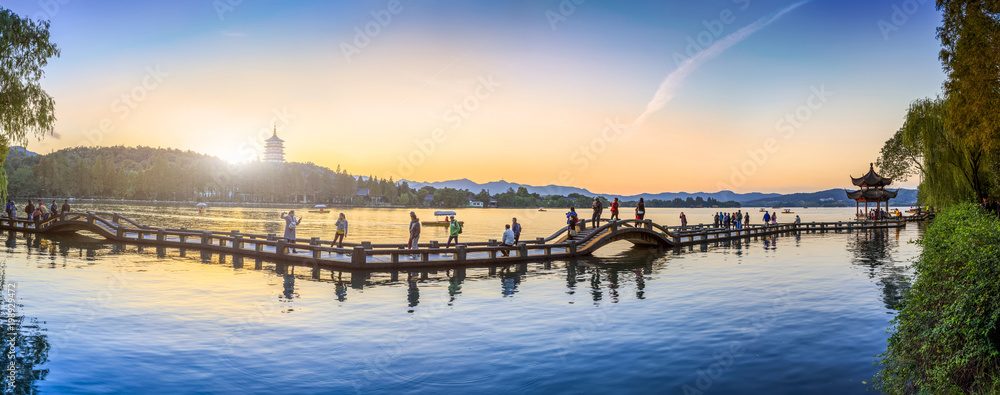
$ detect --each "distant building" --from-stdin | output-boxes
[469,198,484,208]
[263,125,285,163]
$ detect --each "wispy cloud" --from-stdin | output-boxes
[221,31,246,37]
[632,0,811,129]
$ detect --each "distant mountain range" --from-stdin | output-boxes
[400,178,919,206]
[8,146,37,157]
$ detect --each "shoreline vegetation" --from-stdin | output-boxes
[870,1,1000,392]
[874,204,1000,393]
[4,146,747,209]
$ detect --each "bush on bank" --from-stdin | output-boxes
[875,203,1000,394]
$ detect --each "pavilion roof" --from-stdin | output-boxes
[851,163,892,188]
[845,188,898,202]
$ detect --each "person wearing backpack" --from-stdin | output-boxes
[511,217,522,244]
[446,215,461,248]
[566,207,578,237]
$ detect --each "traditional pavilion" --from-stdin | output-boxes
[263,125,285,163]
[846,163,897,217]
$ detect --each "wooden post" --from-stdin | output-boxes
[568,240,577,254]
[156,228,165,242]
[362,241,372,249]
[518,243,528,258]
[202,231,211,247]
[456,244,467,262]
[276,239,287,257]
[430,240,439,248]
[352,246,365,265]
[234,235,244,252]
[267,233,276,242]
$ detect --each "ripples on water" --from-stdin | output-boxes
[2,204,920,393]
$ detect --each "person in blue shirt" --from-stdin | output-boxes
[511,217,522,244]
[500,224,516,257]
[566,207,578,232]
[763,211,771,225]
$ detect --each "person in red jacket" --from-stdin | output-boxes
[610,197,620,220]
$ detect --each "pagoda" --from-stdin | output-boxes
[263,125,285,163]
[845,163,897,217]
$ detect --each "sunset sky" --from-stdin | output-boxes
[8,0,943,194]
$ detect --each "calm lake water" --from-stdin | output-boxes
[2,204,918,393]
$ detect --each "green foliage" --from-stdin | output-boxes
[0,8,61,203]
[937,0,1000,153]
[877,127,925,182]
[874,203,1000,393]
[898,97,988,206]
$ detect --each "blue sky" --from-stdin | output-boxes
[6,0,944,194]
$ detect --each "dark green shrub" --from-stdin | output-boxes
[875,203,1000,394]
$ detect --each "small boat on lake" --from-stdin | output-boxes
[782,209,794,214]
[538,208,546,212]
[421,210,464,227]
[309,204,330,214]
[196,202,207,213]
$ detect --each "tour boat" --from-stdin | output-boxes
[759,208,767,212]
[196,202,207,213]
[309,204,330,214]
[538,208,546,212]
[421,210,464,227]
[782,209,794,214]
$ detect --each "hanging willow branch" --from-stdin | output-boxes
[0,8,61,202]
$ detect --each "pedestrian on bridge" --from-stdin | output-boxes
[511,217,521,244]
[446,215,461,248]
[49,201,57,219]
[635,198,645,221]
[500,224,516,257]
[24,201,34,220]
[566,207,578,235]
[281,211,302,253]
[763,211,770,225]
[591,197,603,228]
[610,198,620,220]
[62,199,70,214]
[408,211,421,258]
[332,213,348,249]
[680,212,687,229]
[38,202,49,221]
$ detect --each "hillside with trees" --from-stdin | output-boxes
[5,146,743,209]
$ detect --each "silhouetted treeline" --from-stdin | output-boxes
[4,146,738,208]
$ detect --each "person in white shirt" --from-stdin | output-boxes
[500,224,516,257]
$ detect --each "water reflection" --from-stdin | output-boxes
[847,228,913,310]
[1,268,51,393]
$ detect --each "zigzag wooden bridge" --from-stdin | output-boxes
[0,211,918,269]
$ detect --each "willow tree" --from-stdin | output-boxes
[0,8,60,201]
[937,0,1000,199]
[898,97,987,206]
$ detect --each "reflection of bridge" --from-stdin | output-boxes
[0,211,912,269]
